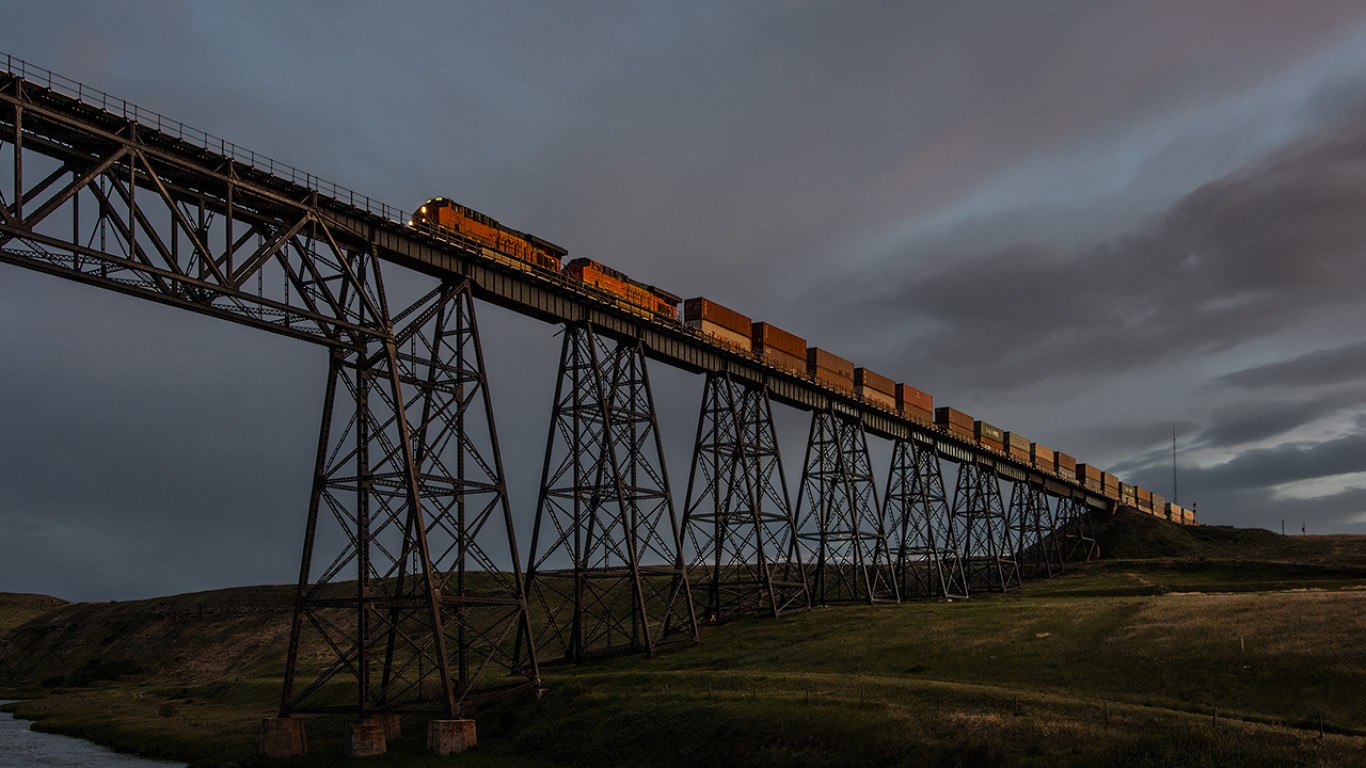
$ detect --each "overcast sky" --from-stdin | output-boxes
[4,2,1366,601]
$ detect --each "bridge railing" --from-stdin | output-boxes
[0,51,411,226]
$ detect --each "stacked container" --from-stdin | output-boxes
[1003,432,1029,462]
[855,368,896,411]
[935,406,974,440]
[1150,493,1166,518]
[807,348,855,395]
[1100,472,1120,500]
[1031,443,1055,473]
[1054,452,1078,481]
[1076,464,1103,493]
[1137,487,1154,512]
[751,322,806,373]
[684,298,752,352]
[1120,483,1137,507]
[975,420,1005,452]
[896,384,933,424]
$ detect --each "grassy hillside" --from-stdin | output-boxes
[0,593,68,636]
[3,514,1366,767]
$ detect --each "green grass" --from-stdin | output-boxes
[4,513,1366,767]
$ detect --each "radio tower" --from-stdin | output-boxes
[1172,425,1179,504]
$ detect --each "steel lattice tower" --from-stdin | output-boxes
[883,438,968,600]
[950,461,1020,593]
[681,372,810,623]
[1056,496,1098,562]
[522,323,697,663]
[795,407,899,605]
[1011,481,1065,579]
[281,279,539,720]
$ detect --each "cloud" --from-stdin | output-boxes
[1213,341,1366,390]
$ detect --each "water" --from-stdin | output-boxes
[0,703,185,768]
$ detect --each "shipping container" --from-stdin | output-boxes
[896,384,933,416]
[684,297,751,335]
[1031,443,1055,472]
[1151,493,1166,514]
[757,347,806,373]
[686,319,753,351]
[1120,483,1136,506]
[807,347,854,378]
[1055,451,1077,480]
[854,368,896,396]
[975,420,1005,451]
[1076,463,1103,493]
[1004,432,1029,450]
[751,322,806,359]
[935,406,975,439]
[857,386,897,411]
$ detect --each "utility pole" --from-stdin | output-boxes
[1172,425,1179,504]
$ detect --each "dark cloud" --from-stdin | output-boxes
[1213,341,1366,390]
[5,4,1366,599]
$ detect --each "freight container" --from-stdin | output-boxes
[751,322,806,358]
[1054,451,1077,481]
[935,406,974,439]
[854,368,895,396]
[806,347,855,394]
[1165,502,1182,522]
[687,319,752,351]
[1100,472,1120,500]
[896,384,933,421]
[1031,443,1055,472]
[1151,493,1166,515]
[684,298,753,352]
[1003,431,1030,462]
[1120,483,1136,506]
[857,387,897,410]
[975,420,1005,452]
[1076,464,1103,493]
[684,297,751,334]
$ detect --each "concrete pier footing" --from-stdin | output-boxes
[373,713,402,741]
[427,719,477,754]
[346,719,387,757]
[259,717,307,757]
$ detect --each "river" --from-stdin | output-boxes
[0,703,185,768]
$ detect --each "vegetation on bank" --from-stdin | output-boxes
[2,513,1365,767]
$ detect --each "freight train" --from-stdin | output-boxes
[409,196,1196,527]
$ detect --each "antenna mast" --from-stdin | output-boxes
[1172,425,1179,503]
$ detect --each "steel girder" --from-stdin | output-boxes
[523,323,697,663]
[681,372,810,623]
[0,73,384,347]
[795,406,899,605]
[1056,495,1099,562]
[0,71,534,723]
[1010,481,1066,579]
[884,438,969,600]
[950,461,1021,593]
[280,280,540,718]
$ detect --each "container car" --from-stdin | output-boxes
[684,298,752,352]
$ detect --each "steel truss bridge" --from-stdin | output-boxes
[0,56,1106,748]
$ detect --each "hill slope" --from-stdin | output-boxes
[2,520,1365,767]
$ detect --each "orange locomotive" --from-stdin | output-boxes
[563,258,680,320]
[411,197,567,273]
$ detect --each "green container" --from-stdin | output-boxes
[974,420,1004,442]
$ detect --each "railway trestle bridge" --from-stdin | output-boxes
[0,55,1106,756]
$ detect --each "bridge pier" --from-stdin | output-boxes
[795,406,898,605]
[1056,495,1099,562]
[884,437,968,600]
[1012,481,1065,579]
[523,322,697,663]
[277,278,539,744]
[681,372,810,623]
[950,461,1020,593]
